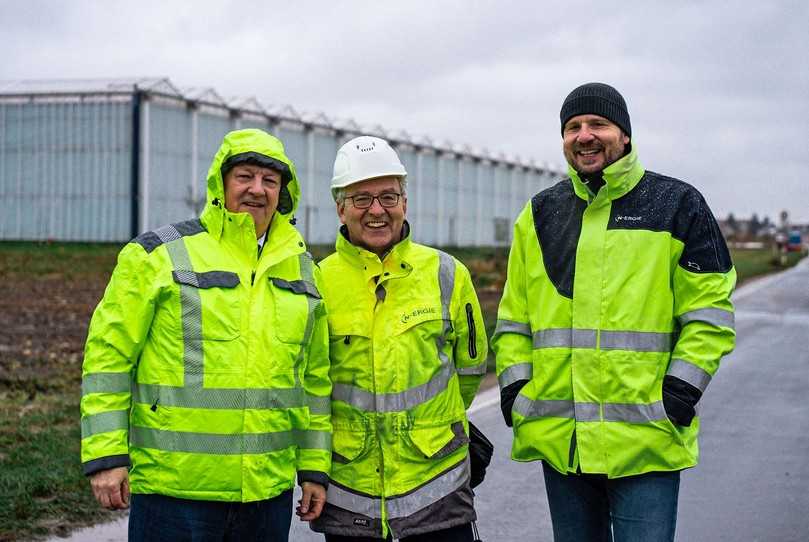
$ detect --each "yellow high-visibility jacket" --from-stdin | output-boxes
[80,129,331,502]
[493,145,736,478]
[312,228,487,539]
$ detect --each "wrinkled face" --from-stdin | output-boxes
[223,164,282,238]
[563,114,630,175]
[337,176,407,257]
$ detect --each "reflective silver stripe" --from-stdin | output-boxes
[603,401,667,423]
[498,362,533,388]
[678,308,735,330]
[327,459,469,520]
[513,395,574,418]
[437,251,455,323]
[173,270,240,289]
[81,410,129,438]
[326,483,381,518]
[574,402,601,422]
[165,238,204,388]
[436,337,451,372]
[530,329,673,351]
[130,426,316,454]
[332,362,454,413]
[667,358,712,393]
[572,329,599,348]
[307,394,331,415]
[494,319,531,337]
[295,253,320,387]
[82,372,131,395]
[533,328,597,348]
[173,219,206,237]
[599,331,672,352]
[512,398,668,424]
[137,220,205,253]
[432,250,456,387]
[298,252,315,283]
[133,383,308,410]
[386,459,469,519]
[154,223,183,244]
[297,429,331,450]
[456,359,487,376]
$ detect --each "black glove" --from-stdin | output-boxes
[662,375,702,427]
[468,422,494,488]
[500,379,528,427]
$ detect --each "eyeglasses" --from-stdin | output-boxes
[346,192,401,209]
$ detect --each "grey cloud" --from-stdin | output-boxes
[1,1,807,221]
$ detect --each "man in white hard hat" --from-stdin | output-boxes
[310,136,489,541]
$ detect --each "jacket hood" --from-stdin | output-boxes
[200,129,300,237]
[569,144,645,202]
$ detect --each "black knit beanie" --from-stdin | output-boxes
[560,82,631,137]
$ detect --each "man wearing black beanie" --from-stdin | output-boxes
[493,83,737,541]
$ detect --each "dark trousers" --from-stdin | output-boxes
[129,490,293,542]
[542,462,680,542]
[324,522,474,541]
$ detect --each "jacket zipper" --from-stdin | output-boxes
[465,303,477,358]
[372,274,387,536]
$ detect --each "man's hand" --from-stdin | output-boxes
[296,481,326,521]
[89,467,130,510]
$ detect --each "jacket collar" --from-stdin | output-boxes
[336,221,414,275]
[202,205,303,272]
[569,144,645,202]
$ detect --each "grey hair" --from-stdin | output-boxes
[333,177,407,205]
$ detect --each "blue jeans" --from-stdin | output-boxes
[129,490,293,542]
[542,463,680,542]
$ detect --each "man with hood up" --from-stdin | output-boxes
[80,129,331,541]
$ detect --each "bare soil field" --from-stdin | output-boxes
[0,245,118,392]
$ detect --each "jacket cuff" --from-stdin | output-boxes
[83,454,131,476]
[298,470,329,489]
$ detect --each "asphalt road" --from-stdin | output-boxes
[57,258,809,541]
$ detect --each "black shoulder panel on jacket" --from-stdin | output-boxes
[531,180,586,299]
[132,219,207,253]
[133,231,162,253]
[608,172,732,273]
[607,172,692,238]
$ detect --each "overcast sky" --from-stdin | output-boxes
[2,1,807,222]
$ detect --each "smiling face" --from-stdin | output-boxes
[562,114,630,175]
[223,164,282,238]
[337,176,407,257]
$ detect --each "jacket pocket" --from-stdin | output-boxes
[332,427,368,464]
[465,303,477,358]
[172,270,240,340]
[270,277,322,345]
[408,421,468,460]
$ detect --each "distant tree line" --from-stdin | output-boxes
[720,213,775,241]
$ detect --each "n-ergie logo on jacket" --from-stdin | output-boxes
[400,306,438,324]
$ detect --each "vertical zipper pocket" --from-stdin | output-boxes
[465,303,477,358]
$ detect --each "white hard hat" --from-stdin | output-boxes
[331,136,407,199]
